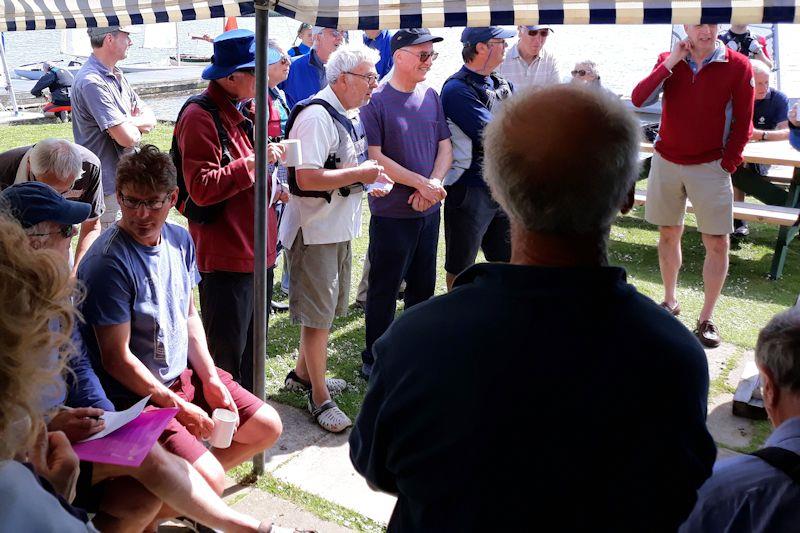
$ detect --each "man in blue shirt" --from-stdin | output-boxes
[363,30,394,79]
[681,307,800,532]
[440,26,515,290]
[280,26,344,107]
[732,59,790,238]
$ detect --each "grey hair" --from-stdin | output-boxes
[755,307,800,392]
[89,32,114,49]
[326,46,381,84]
[575,60,599,76]
[268,38,284,53]
[750,58,771,77]
[483,84,640,235]
[29,139,83,183]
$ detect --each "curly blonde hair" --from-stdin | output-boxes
[0,212,75,459]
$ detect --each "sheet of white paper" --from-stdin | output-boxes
[365,181,393,194]
[269,166,279,206]
[78,395,151,443]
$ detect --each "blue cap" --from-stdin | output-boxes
[202,29,256,80]
[0,181,91,228]
[460,26,516,45]
[268,47,283,65]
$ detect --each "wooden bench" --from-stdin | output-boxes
[633,189,800,227]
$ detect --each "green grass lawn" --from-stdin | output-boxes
[4,121,799,422]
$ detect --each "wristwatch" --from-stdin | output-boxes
[762,131,768,141]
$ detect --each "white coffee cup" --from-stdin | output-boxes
[280,139,302,167]
[209,408,237,449]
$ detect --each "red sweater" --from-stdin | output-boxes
[175,81,277,273]
[631,47,754,173]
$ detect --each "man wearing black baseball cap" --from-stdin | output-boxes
[440,27,515,290]
[356,28,451,379]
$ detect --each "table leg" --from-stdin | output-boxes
[769,168,800,280]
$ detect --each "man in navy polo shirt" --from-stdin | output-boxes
[359,28,452,379]
[731,59,790,238]
[280,26,344,107]
[440,26,515,291]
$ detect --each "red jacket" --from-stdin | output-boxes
[175,81,277,273]
[632,47,754,173]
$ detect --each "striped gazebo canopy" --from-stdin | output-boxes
[0,0,798,32]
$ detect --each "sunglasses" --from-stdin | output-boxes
[29,224,78,239]
[571,69,593,77]
[399,49,439,63]
[527,29,550,37]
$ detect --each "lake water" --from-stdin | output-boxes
[3,17,799,119]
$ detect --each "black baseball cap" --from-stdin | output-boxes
[0,181,90,228]
[390,28,443,55]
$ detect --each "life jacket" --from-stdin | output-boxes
[442,71,512,186]
[171,94,239,224]
[284,97,368,203]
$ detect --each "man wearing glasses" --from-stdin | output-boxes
[280,26,345,107]
[0,138,104,272]
[499,25,561,90]
[440,26,515,290]
[357,28,452,379]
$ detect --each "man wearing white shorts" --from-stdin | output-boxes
[632,23,754,347]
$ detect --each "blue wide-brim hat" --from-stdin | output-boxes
[202,29,256,80]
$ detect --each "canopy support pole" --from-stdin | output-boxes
[0,34,18,115]
[252,0,269,477]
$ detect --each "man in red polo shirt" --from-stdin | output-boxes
[632,24,754,348]
[174,29,284,392]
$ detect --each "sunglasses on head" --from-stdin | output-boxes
[527,29,550,37]
[571,69,592,77]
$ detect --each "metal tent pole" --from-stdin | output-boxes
[772,24,781,91]
[0,34,19,115]
[252,0,270,477]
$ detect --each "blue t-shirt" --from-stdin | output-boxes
[363,31,394,80]
[361,83,451,219]
[77,222,200,407]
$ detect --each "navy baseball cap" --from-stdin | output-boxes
[461,26,516,45]
[0,181,90,229]
[202,29,256,80]
[390,28,443,55]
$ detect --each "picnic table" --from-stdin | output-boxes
[638,140,800,280]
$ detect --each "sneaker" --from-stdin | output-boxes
[271,300,289,313]
[732,220,750,238]
[308,395,352,433]
[284,370,347,395]
[695,320,722,348]
[360,362,373,380]
[352,299,366,310]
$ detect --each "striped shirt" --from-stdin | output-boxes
[498,44,560,90]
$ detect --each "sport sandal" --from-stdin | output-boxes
[307,395,352,433]
[284,370,347,395]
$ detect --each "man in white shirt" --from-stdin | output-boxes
[280,47,391,433]
[499,25,560,90]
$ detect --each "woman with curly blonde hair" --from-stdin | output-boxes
[0,212,96,531]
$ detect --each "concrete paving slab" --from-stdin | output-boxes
[272,431,396,525]
[704,341,738,383]
[0,110,50,125]
[707,395,757,450]
[231,488,357,533]
[263,399,331,472]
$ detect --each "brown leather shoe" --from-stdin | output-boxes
[695,320,722,348]
[659,301,681,316]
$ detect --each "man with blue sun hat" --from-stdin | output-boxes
[173,28,284,393]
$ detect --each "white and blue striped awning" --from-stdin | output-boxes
[0,0,798,32]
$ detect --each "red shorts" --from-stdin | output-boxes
[150,367,264,464]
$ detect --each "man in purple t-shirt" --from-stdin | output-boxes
[359,28,453,378]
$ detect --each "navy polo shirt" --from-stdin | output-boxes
[753,88,789,131]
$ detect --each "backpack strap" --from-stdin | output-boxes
[750,447,800,483]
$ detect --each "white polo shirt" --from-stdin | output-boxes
[280,85,364,247]
[498,45,561,91]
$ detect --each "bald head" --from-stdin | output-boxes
[483,84,640,235]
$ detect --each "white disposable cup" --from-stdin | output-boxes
[280,139,302,167]
[209,408,237,449]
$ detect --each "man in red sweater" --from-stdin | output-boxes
[632,24,754,348]
[175,29,285,392]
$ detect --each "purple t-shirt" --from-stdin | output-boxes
[361,83,451,218]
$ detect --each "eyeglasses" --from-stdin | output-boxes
[486,39,508,48]
[278,57,290,65]
[323,29,346,39]
[527,29,551,37]
[571,69,593,77]
[344,71,379,84]
[399,49,439,63]
[29,224,78,239]
[118,192,172,211]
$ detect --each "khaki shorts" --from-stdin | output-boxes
[645,153,734,236]
[286,229,352,329]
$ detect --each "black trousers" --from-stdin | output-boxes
[198,268,274,393]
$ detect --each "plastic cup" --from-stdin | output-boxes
[209,408,237,449]
[280,139,302,167]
